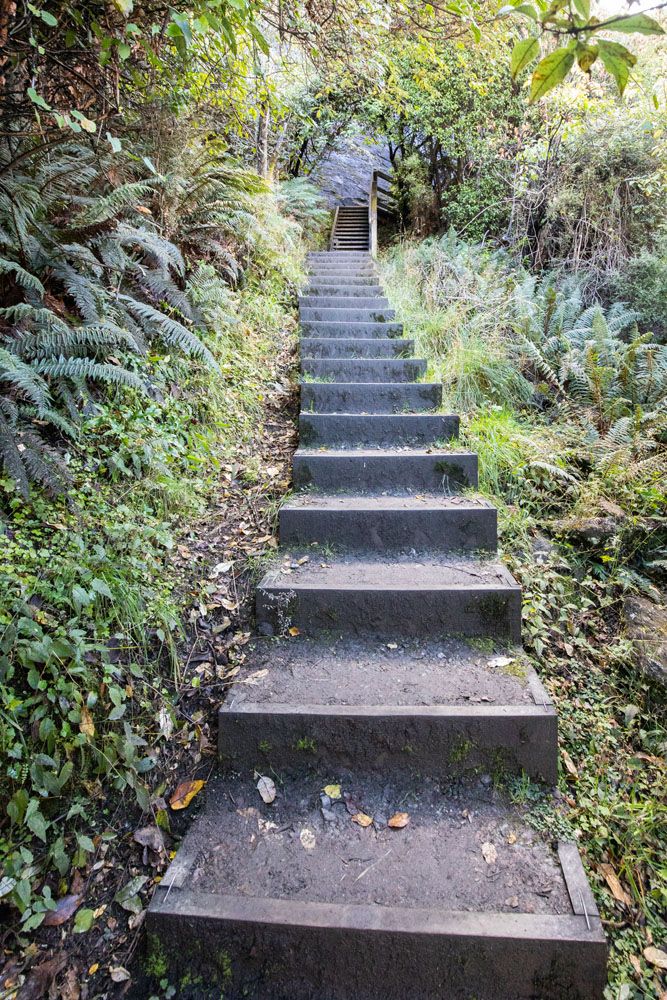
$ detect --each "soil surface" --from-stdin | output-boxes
[228,636,537,707]
[173,772,572,915]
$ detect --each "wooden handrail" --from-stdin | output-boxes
[368,168,395,257]
[329,206,340,251]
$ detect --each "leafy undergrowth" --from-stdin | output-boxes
[381,237,667,1000]
[0,221,304,996]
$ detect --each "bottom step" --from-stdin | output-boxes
[148,773,606,999]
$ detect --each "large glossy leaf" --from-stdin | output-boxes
[511,37,540,79]
[530,45,575,102]
[572,0,590,21]
[597,39,637,95]
[603,12,665,35]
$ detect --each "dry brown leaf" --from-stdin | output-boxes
[109,967,130,983]
[43,894,81,927]
[351,812,373,828]
[644,946,667,970]
[169,779,205,811]
[506,831,517,845]
[239,669,268,685]
[481,842,498,865]
[599,863,632,907]
[133,825,165,855]
[561,749,579,780]
[256,775,276,804]
[79,706,95,738]
[300,828,316,850]
[388,812,410,829]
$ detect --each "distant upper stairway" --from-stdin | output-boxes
[330,169,395,255]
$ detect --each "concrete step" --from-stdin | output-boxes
[304,284,385,296]
[300,382,442,413]
[302,358,425,382]
[300,307,396,323]
[148,773,606,1000]
[256,554,521,640]
[219,636,555,781]
[299,295,390,309]
[301,321,403,338]
[298,413,457,447]
[280,493,495,551]
[301,338,413,359]
[308,252,371,259]
[308,264,377,274]
[293,448,477,491]
[304,276,381,287]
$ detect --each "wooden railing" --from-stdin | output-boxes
[368,169,395,257]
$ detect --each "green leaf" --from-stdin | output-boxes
[91,577,113,599]
[530,45,575,102]
[576,42,598,72]
[25,801,48,842]
[117,41,131,60]
[76,833,96,853]
[106,131,122,152]
[27,87,51,111]
[603,12,665,35]
[511,37,540,79]
[572,0,590,21]
[39,10,58,26]
[597,38,637,95]
[514,4,539,20]
[113,0,134,13]
[73,907,95,933]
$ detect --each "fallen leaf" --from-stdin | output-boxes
[18,955,67,999]
[0,875,16,899]
[386,642,398,650]
[323,784,341,800]
[73,908,95,933]
[109,967,131,983]
[561,749,579,780]
[506,831,517,845]
[128,910,146,931]
[481,842,498,864]
[88,964,99,976]
[157,707,173,740]
[79,706,95,738]
[239,669,268,685]
[169,779,205,810]
[351,812,373,828]
[599,863,632,907]
[488,656,515,668]
[256,775,276,804]
[210,561,233,578]
[644,946,667,970]
[300,828,316,850]
[388,812,410,829]
[43,893,81,926]
[114,875,148,914]
[288,627,300,636]
[133,825,165,855]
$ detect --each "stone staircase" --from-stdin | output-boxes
[148,250,607,999]
[331,205,370,251]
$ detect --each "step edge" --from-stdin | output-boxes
[219,703,557,719]
[148,886,604,943]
